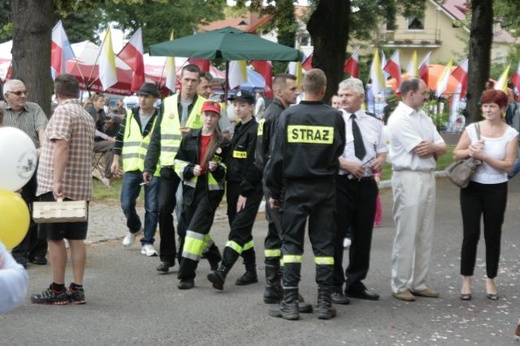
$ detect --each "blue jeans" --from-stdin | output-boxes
[120,171,159,245]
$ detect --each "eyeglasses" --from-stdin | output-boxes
[7,90,29,96]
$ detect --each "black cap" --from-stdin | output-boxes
[138,83,160,97]
[228,90,255,104]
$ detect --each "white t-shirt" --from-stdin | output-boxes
[467,123,518,184]
[0,242,28,313]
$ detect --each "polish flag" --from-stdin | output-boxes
[383,50,401,92]
[188,58,210,72]
[302,54,313,71]
[51,20,75,77]
[510,62,520,93]
[344,47,359,78]
[98,28,118,91]
[451,57,468,98]
[251,60,273,98]
[117,28,145,92]
[418,51,431,84]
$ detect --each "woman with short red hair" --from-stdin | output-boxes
[453,89,518,301]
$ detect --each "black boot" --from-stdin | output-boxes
[263,261,282,304]
[315,287,336,320]
[236,263,258,285]
[207,264,229,290]
[268,288,300,320]
[204,244,222,271]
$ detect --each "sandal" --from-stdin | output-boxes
[460,293,472,301]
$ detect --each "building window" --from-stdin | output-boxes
[407,17,424,30]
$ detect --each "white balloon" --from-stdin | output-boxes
[0,126,37,191]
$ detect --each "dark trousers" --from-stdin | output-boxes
[12,170,47,264]
[281,180,336,289]
[263,184,283,257]
[222,182,263,267]
[178,178,223,280]
[460,181,508,278]
[333,175,378,292]
[157,167,181,264]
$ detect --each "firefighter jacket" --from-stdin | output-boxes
[174,128,228,206]
[255,97,285,172]
[225,118,263,197]
[144,93,206,173]
[117,107,159,175]
[264,100,346,200]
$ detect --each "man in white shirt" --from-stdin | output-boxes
[331,78,387,305]
[387,77,447,301]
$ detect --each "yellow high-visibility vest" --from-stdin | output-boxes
[121,109,159,175]
[159,94,206,167]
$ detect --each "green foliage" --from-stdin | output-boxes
[101,0,225,48]
[59,10,104,43]
[423,97,449,131]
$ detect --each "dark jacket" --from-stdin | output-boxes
[255,97,285,172]
[175,128,228,207]
[225,118,262,197]
[264,101,346,200]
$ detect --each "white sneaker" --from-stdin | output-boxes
[122,230,142,247]
[141,244,158,257]
[343,237,351,249]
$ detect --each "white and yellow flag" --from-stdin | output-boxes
[435,59,453,97]
[165,29,176,93]
[229,60,248,90]
[494,64,510,93]
[98,28,118,91]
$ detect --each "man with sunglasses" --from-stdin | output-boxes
[2,79,48,269]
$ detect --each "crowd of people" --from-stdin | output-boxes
[0,66,518,335]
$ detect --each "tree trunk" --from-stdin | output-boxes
[466,0,493,124]
[307,0,349,103]
[11,0,54,118]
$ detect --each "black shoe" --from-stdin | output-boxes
[346,286,380,301]
[207,270,225,290]
[330,291,350,305]
[15,258,27,269]
[31,285,68,305]
[29,256,48,265]
[235,269,258,286]
[268,302,300,320]
[178,279,195,290]
[67,284,85,304]
[316,289,337,320]
[156,261,174,273]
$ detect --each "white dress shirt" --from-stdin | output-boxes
[387,102,445,171]
[339,109,387,176]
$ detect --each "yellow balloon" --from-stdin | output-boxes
[0,190,30,250]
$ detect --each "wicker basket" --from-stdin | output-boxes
[33,198,87,223]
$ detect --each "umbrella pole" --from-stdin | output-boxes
[224,61,229,100]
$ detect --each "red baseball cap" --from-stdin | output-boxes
[202,100,221,114]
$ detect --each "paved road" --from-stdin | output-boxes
[2,177,520,345]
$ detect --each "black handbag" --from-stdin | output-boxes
[446,123,482,188]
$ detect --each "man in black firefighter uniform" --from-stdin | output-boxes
[331,78,387,305]
[256,74,312,313]
[264,69,345,320]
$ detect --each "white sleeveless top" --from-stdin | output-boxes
[467,122,518,184]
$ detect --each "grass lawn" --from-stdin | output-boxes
[92,145,456,202]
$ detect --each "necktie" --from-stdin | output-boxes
[350,114,366,160]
